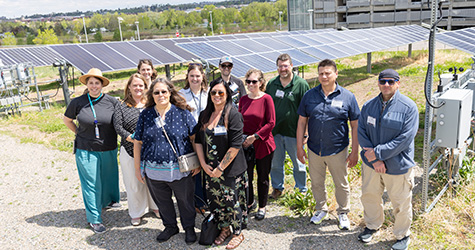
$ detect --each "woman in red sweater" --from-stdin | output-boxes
[239,69,276,220]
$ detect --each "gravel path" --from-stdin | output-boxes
[0,134,392,250]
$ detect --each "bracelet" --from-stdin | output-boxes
[217,166,224,172]
[303,135,308,139]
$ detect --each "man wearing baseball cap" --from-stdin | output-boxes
[210,56,246,105]
[357,69,419,250]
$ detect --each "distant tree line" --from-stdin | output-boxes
[0,0,287,46]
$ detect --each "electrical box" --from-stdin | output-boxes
[465,78,475,112]
[435,88,473,148]
[15,63,27,81]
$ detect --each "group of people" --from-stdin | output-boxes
[63,53,418,250]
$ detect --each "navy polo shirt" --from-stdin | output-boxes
[297,83,360,156]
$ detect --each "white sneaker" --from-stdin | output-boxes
[338,213,350,230]
[310,210,328,224]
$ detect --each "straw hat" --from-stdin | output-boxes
[79,68,110,87]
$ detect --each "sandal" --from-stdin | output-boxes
[226,233,244,249]
[214,227,231,245]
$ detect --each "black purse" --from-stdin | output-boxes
[199,213,219,245]
[242,134,256,163]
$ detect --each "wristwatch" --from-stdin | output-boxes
[254,133,260,140]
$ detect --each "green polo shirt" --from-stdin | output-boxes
[265,73,309,138]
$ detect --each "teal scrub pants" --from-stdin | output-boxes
[76,148,120,224]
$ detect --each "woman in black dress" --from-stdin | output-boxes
[194,79,248,249]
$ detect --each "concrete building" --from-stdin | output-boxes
[288,0,475,30]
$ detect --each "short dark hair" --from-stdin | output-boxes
[317,59,337,72]
[276,53,292,66]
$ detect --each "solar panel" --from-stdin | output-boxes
[275,36,310,48]
[437,29,475,54]
[207,40,253,56]
[0,50,16,66]
[50,44,112,73]
[301,46,337,60]
[253,37,289,50]
[226,57,253,78]
[235,54,277,74]
[80,43,135,70]
[152,39,195,61]
[177,42,225,60]
[316,45,350,59]
[232,39,273,53]
[131,41,183,64]
[27,47,63,65]
[106,42,158,65]
[1,48,36,65]
[0,25,429,78]
[281,49,319,66]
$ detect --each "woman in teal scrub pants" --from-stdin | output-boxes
[63,68,120,234]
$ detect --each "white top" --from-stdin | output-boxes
[179,87,209,122]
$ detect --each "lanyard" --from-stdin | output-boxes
[190,89,202,113]
[87,93,103,138]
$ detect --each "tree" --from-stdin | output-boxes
[94,31,102,42]
[2,32,17,46]
[26,34,35,45]
[33,29,61,44]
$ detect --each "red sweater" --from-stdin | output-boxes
[239,94,276,159]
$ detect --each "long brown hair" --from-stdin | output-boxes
[123,73,148,107]
[145,78,193,112]
[184,63,207,90]
[199,79,233,130]
[137,59,158,81]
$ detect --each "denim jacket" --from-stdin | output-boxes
[358,90,419,175]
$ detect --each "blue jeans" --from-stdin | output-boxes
[270,134,308,192]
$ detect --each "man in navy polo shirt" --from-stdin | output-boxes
[297,59,360,230]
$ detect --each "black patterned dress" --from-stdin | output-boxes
[195,107,249,235]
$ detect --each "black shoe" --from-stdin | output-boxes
[255,208,266,220]
[156,226,179,242]
[358,227,377,243]
[185,227,196,244]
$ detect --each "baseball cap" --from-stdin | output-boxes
[378,69,400,80]
[219,56,233,65]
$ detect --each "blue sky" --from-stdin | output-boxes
[0,0,204,18]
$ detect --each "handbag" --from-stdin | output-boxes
[157,116,200,173]
[242,135,256,163]
[199,213,219,246]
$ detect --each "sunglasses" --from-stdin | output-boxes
[379,79,398,85]
[245,79,259,85]
[153,90,168,95]
[221,64,233,69]
[210,90,225,96]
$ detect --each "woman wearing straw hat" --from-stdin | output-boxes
[63,68,121,234]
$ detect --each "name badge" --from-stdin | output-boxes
[367,116,376,127]
[214,125,227,136]
[331,100,343,108]
[229,82,238,91]
[276,89,285,98]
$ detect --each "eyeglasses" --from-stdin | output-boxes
[210,90,225,96]
[153,90,168,95]
[378,79,398,85]
[278,64,291,69]
[245,79,259,85]
[220,64,233,69]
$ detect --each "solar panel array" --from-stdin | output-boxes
[177,25,428,77]
[0,25,428,77]
[436,27,475,55]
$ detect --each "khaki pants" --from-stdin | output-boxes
[361,163,414,240]
[308,148,350,214]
